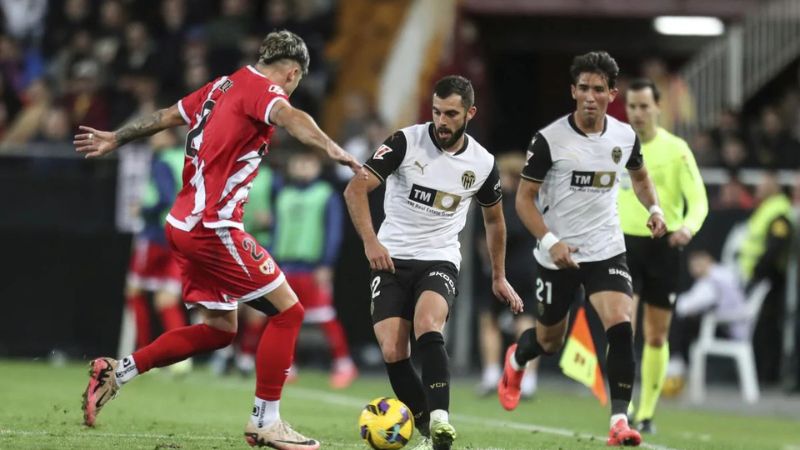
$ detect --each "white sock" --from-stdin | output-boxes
[610,413,628,428]
[482,364,501,386]
[252,397,280,428]
[509,352,523,372]
[430,409,449,424]
[115,355,139,387]
[521,370,537,395]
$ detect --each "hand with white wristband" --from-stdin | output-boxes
[541,231,580,269]
[646,204,667,238]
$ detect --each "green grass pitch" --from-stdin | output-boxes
[0,360,797,449]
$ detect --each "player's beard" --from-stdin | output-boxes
[435,119,468,149]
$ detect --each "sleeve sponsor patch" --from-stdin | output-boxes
[373,145,393,160]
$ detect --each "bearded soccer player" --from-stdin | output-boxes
[619,78,708,434]
[344,75,523,450]
[75,30,359,449]
[496,51,666,447]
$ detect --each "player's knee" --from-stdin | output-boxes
[381,344,411,363]
[539,335,565,354]
[646,335,667,347]
[277,301,305,325]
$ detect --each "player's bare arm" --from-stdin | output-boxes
[343,169,395,273]
[628,166,667,238]
[269,100,361,174]
[74,105,184,158]
[516,178,579,269]
[481,201,524,313]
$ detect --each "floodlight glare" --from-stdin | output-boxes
[653,16,725,36]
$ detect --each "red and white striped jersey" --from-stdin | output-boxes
[167,65,289,232]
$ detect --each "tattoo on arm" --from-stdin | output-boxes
[115,109,167,146]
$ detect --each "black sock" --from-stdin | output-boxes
[417,331,450,416]
[385,359,429,435]
[514,328,551,365]
[605,322,635,416]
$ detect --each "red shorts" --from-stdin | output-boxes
[166,223,285,310]
[285,272,335,323]
[127,238,182,295]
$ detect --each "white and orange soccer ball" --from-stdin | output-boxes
[358,397,414,449]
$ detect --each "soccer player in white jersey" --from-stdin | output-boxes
[496,51,666,447]
[344,75,523,450]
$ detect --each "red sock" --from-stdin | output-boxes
[128,293,151,349]
[159,304,187,331]
[240,318,268,356]
[320,319,351,361]
[133,324,236,373]
[256,302,304,400]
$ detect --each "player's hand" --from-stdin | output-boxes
[668,226,692,247]
[549,241,579,269]
[74,126,118,158]
[328,144,362,175]
[647,213,667,238]
[364,238,395,273]
[492,277,523,314]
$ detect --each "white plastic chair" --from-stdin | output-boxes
[688,280,771,404]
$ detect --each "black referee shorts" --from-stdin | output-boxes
[624,234,681,310]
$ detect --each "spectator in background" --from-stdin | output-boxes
[474,152,539,399]
[713,170,755,210]
[47,29,96,94]
[154,0,190,100]
[720,136,751,171]
[641,57,695,133]
[0,0,47,46]
[42,0,94,60]
[339,115,389,182]
[0,71,22,141]
[751,106,800,169]
[710,108,743,151]
[664,250,750,395]
[738,173,794,384]
[339,91,371,142]
[60,59,110,132]
[0,77,51,147]
[690,130,720,166]
[33,106,72,144]
[207,0,253,75]
[94,0,129,69]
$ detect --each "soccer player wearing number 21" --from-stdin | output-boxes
[497,52,666,447]
[74,30,360,449]
[344,75,524,450]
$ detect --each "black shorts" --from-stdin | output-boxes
[370,259,459,323]
[534,253,633,326]
[624,234,680,309]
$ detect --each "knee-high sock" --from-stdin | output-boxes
[605,322,635,416]
[240,319,268,356]
[255,302,304,400]
[514,328,551,366]
[417,331,450,414]
[132,324,236,373]
[636,343,669,421]
[158,304,187,332]
[128,293,151,349]
[320,319,351,361]
[385,359,429,434]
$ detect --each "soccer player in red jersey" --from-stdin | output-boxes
[75,30,360,449]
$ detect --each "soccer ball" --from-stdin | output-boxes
[358,397,414,449]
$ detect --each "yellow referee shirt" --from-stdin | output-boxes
[618,127,708,236]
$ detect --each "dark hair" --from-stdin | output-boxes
[627,78,661,103]
[258,30,310,75]
[433,75,474,109]
[569,51,620,89]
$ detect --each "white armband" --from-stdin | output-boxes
[540,232,560,252]
[648,204,664,216]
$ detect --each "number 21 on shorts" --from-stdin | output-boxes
[536,277,552,304]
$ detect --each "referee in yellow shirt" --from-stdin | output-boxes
[618,78,708,434]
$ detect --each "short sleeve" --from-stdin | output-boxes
[177,79,217,124]
[246,82,290,125]
[476,162,502,207]
[363,131,407,183]
[626,135,644,170]
[520,133,552,182]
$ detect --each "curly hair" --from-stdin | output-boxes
[569,51,619,89]
[258,30,310,75]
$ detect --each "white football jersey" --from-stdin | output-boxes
[522,114,642,269]
[364,123,501,268]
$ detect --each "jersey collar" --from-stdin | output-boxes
[568,113,607,137]
[427,123,469,156]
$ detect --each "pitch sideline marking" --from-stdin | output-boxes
[288,386,678,450]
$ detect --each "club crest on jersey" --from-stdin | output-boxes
[268,84,286,96]
[373,145,393,160]
[461,170,476,189]
[611,146,622,164]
